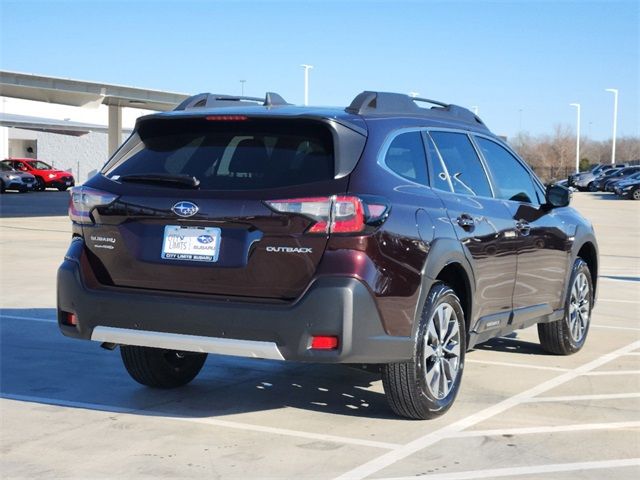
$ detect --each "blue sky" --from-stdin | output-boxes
[1,0,638,139]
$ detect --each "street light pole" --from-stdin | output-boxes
[570,103,581,173]
[605,88,618,165]
[239,80,246,96]
[301,64,313,106]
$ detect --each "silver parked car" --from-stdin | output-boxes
[0,162,36,193]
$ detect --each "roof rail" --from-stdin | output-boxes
[345,91,486,128]
[174,92,289,111]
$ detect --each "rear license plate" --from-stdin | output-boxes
[161,226,221,262]
[65,181,72,186]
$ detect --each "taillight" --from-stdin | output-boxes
[69,186,118,224]
[265,195,388,234]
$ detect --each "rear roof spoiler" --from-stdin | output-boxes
[174,92,290,111]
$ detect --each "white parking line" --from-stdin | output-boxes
[0,314,56,324]
[581,370,640,376]
[591,324,640,332]
[597,298,640,304]
[378,458,640,480]
[525,392,640,403]
[0,393,400,451]
[451,420,640,438]
[333,339,640,480]
[466,359,569,372]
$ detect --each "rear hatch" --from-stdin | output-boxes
[78,115,364,300]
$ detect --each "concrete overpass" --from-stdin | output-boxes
[0,70,189,155]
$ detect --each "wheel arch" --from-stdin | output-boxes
[415,238,476,338]
[576,240,598,299]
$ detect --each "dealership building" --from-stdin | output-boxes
[0,71,188,183]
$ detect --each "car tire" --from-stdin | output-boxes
[382,283,466,419]
[538,258,593,355]
[631,188,640,201]
[0,180,5,194]
[35,177,45,191]
[19,186,28,193]
[57,186,68,192]
[587,182,597,192]
[120,345,207,388]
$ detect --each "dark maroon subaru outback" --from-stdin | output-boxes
[57,91,598,419]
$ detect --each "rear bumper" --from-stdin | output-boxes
[57,239,413,364]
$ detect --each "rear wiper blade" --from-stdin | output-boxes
[117,173,200,189]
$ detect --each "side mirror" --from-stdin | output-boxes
[546,184,571,208]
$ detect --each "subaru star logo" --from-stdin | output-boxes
[171,201,199,218]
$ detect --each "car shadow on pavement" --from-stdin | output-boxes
[0,191,70,218]
[0,308,396,421]
[591,192,621,201]
[472,332,548,355]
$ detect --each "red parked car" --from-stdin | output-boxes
[1,158,75,191]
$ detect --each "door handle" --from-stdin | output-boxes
[515,220,531,236]
[457,213,475,231]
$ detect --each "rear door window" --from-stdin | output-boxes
[103,118,335,190]
[429,131,492,197]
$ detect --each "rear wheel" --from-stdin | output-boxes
[120,345,207,388]
[57,186,68,192]
[631,188,640,201]
[538,258,593,355]
[382,283,466,419]
[0,180,5,194]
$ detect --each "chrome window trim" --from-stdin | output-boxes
[426,128,496,199]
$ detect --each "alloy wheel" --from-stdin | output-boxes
[423,303,461,399]
[568,272,590,342]
[633,189,640,200]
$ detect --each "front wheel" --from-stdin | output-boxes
[538,258,593,355]
[631,188,640,201]
[0,180,5,194]
[120,345,207,388]
[35,177,45,191]
[382,283,466,419]
[588,182,597,192]
[57,186,68,192]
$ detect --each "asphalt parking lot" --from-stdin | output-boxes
[0,191,638,479]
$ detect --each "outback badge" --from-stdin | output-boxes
[172,201,199,218]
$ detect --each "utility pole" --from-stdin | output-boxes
[300,64,313,106]
[239,80,246,96]
[605,88,618,165]
[570,103,581,173]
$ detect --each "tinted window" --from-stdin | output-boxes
[0,163,13,172]
[29,161,52,170]
[384,131,428,184]
[103,119,334,190]
[424,134,451,191]
[475,137,539,204]
[429,131,492,197]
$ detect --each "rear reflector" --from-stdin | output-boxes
[311,335,339,350]
[62,312,78,326]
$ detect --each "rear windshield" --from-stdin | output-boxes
[102,118,335,190]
